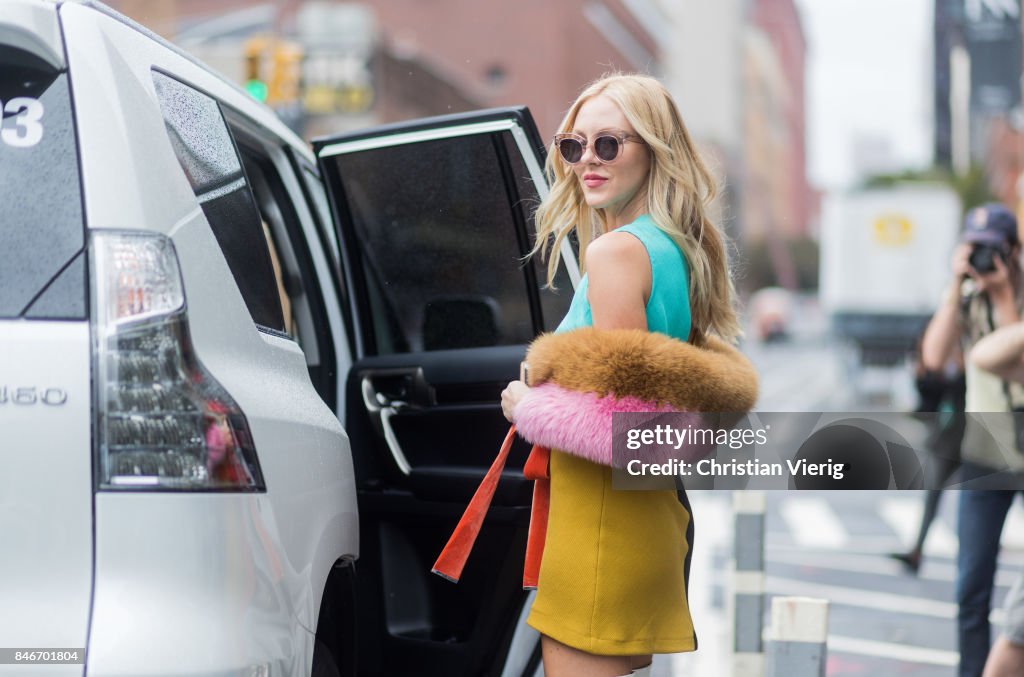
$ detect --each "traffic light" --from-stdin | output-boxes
[243,36,270,102]
[242,36,303,107]
[268,40,303,106]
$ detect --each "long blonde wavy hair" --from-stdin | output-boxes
[531,73,741,343]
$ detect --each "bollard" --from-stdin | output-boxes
[732,491,766,677]
[765,597,829,677]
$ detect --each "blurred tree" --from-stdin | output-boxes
[790,236,819,290]
[737,236,819,293]
[737,240,775,294]
[861,164,995,214]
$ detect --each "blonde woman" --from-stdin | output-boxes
[500,74,753,676]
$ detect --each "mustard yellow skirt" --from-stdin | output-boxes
[526,449,697,655]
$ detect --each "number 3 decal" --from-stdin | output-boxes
[1,98,45,148]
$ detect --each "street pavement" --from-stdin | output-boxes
[660,491,1024,677]
[650,300,1024,676]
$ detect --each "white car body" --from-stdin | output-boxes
[3,2,356,674]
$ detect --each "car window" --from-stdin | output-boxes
[324,131,544,355]
[499,132,573,331]
[151,69,286,333]
[0,46,85,319]
[238,151,308,343]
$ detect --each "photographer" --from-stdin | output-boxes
[921,203,1024,677]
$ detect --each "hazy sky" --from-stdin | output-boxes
[795,0,933,189]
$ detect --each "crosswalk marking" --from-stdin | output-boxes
[706,494,1024,560]
[766,575,958,618]
[778,496,848,549]
[766,545,1023,587]
[828,635,959,667]
[661,491,1022,676]
[878,496,958,557]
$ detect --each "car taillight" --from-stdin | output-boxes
[90,231,264,491]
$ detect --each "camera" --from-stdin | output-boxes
[969,244,1005,274]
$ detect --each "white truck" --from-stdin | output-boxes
[820,184,962,363]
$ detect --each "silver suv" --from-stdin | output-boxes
[0,1,576,675]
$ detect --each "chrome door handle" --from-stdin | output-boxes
[360,369,429,475]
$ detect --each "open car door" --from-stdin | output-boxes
[313,108,578,676]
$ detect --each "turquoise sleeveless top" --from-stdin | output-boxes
[556,214,691,341]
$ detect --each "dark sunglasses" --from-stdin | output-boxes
[553,131,645,164]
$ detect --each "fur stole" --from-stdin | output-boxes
[512,328,759,466]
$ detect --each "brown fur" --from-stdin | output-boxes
[524,328,759,412]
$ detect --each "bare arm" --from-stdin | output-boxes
[921,280,963,371]
[922,244,972,370]
[985,254,1021,328]
[971,322,1024,383]
[585,231,650,331]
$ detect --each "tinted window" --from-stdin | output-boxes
[235,145,338,409]
[0,48,85,319]
[152,70,285,332]
[500,133,573,331]
[325,132,537,354]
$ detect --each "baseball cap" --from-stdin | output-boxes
[961,202,1019,246]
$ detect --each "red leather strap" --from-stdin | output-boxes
[432,428,552,590]
[431,427,517,583]
[523,443,550,480]
[522,445,550,589]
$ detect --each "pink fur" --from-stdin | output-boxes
[512,383,677,466]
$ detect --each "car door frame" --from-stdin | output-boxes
[313,107,579,677]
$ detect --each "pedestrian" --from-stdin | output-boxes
[891,332,966,574]
[971,321,1024,677]
[921,203,1024,677]
[499,73,757,677]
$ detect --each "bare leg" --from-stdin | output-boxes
[540,634,642,677]
[629,656,654,676]
[630,655,654,671]
[982,637,1024,677]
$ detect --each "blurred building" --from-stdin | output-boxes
[850,133,903,178]
[109,0,280,38]
[363,0,666,137]
[742,27,791,242]
[108,0,666,140]
[657,0,745,241]
[108,0,817,288]
[659,0,813,289]
[660,0,744,159]
[986,116,1024,209]
[933,0,1022,170]
[933,0,960,168]
[749,0,811,240]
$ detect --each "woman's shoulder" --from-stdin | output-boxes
[619,217,689,277]
[584,230,651,311]
[585,230,649,276]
